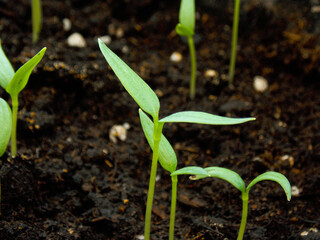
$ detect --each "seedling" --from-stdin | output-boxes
[0,41,46,157]
[228,0,241,84]
[32,0,43,43]
[176,0,197,99]
[0,98,12,157]
[98,39,255,239]
[171,166,291,240]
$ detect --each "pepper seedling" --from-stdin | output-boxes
[31,0,43,43]
[98,39,255,239]
[175,0,197,99]
[171,166,291,240]
[228,0,241,85]
[0,98,12,157]
[0,41,46,157]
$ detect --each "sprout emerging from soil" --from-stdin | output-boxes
[228,0,241,85]
[0,42,46,157]
[0,98,12,157]
[98,39,255,240]
[32,0,42,43]
[176,0,197,99]
[171,167,291,240]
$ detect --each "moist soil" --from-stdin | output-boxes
[0,0,320,239]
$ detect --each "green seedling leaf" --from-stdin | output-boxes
[99,39,160,119]
[32,0,42,43]
[6,47,46,97]
[204,167,246,192]
[177,0,195,37]
[160,111,255,125]
[0,98,12,157]
[0,41,15,89]
[171,166,208,178]
[139,109,177,173]
[246,171,291,201]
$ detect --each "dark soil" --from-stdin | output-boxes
[1,0,320,239]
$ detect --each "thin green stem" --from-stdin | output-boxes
[144,120,164,240]
[169,175,178,240]
[10,94,18,158]
[32,0,42,43]
[228,0,240,85]
[188,36,197,99]
[237,190,249,240]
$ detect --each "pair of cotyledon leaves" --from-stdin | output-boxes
[176,0,195,37]
[98,39,254,172]
[0,42,46,156]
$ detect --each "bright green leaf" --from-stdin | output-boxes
[139,109,177,173]
[6,47,46,97]
[0,98,12,157]
[178,0,195,35]
[175,23,194,37]
[159,111,255,125]
[246,171,291,201]
[32,0,42,43]
[171,166,208,177]
[99,39,160,119]
[0,41,15,89]
[204,167,246,192]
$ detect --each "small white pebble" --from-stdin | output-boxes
[136,235,144,240]
[170,52,182,63]
[123,122,130,130]
[204,69,218,78]
[280,155,294,166]
[62,18,72,31]
[99,35,112,45]
[253,75,268,92]
[116,28,124,38]
[300,231,309,236]
[67,33,86,48]
[155,175,161,182]
[109,124,129,143]
[311,6,320,13]
[291,185,301,197]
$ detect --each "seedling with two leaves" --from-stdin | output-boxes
[98,39,255,240]
[0,42,46,157]
[171,166,291,240]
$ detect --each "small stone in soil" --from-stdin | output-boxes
[170,52,183,63]
[253,75,269,92]
[63,18,72,31]
[99,35,112,45]
[67,33,87,48]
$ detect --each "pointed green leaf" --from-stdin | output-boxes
[178,0,195,35]
[99,39,160,119]
[171,166,208,177]
[0,41,15,89]
[6,47,46,96]
[159,111,255,125]
[139,109,177,173]
[204,167,246,192]
[0,98,12,157]
[246,171,291,201]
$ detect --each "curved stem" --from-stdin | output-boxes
[144,120,164,240]
[188,36,197,99]
[10,94,18,158]
[228,0,240,85]
[237,190,249,240]
[169,175,178,240]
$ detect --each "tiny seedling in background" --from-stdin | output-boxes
[98,39,255,240]
[171,166,291,240]
[32,0,43,43]
[0,98,12,157]
[0,41,46,157]
[176,0,197,99]
[228,0,241,85]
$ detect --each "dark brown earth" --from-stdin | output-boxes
[0,0,320,239]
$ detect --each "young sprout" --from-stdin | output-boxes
[0,42,46,157]
[228,0,241,85]
[32,0,43,43]
[98,39,255,239]
[176,0,197,99]
[0,98,12,157]
[171,166,291,240]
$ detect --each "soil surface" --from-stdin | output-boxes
[0,0,320,239]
